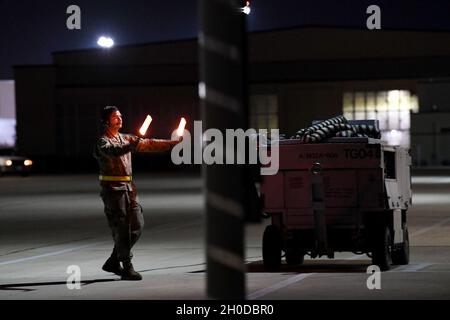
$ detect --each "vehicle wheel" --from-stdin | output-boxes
[392,223,410,265]
[262,225,282,270]
[371,226,393,271]
[285,249,304,266]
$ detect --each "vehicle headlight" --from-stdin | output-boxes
[24,160,33,166]
[5,160,12,166]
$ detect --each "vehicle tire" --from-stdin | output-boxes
[371,226,393,271]
[285,249,304,266]
[392,223,410,265]
[262,225,282,270]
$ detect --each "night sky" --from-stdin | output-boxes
[1,0,450,79]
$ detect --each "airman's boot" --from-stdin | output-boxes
[121,261,142,281]
[102,256,123,276]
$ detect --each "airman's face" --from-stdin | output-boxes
[108,111,123,130]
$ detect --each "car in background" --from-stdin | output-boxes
[0,149,33,176]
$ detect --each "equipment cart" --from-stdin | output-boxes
[260,123,412,271]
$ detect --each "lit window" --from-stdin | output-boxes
[343,90,418,147]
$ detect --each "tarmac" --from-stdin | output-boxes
[0,172,449,300]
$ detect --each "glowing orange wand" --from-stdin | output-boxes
[177,117,186,137]
[139,115,152,136]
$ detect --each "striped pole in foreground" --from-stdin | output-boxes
[199,0,247,299]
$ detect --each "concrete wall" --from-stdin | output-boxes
[54,85,199,156]
[411,112,450,166]
[418,80,450,112]
[14,67,56,155]
[53,28,450,67]
[410,81,450,166]
[277,83,342,135]
[251,79,417,137]
[53,40,198,66]
[14,27,450,168]
[249,27,450,62]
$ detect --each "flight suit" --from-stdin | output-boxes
[94,133,175,262]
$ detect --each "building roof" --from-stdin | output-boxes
[51,26,450,66]
[14,26,450,85]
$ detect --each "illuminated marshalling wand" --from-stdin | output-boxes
[139,115,153,136]
[242,1,251,15]
[177,117,187,137]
